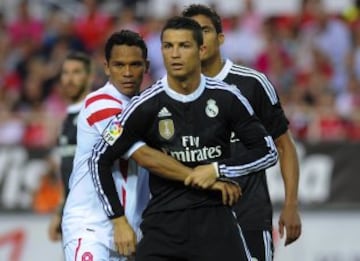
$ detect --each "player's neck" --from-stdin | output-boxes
[201,53,223,77]
[167,70,201,95]
[69,90,89,105]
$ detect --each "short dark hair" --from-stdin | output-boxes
[65,51,92,74]
[161,16,203,47]
[182,4,223,34]
[104,30,148,62]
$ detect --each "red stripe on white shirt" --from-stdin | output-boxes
[86,108,121,126]
[85,94,122,108]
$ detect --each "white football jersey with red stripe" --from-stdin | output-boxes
[62,81,150,250]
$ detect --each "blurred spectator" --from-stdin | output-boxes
[221,0,264,65]
[0,0,360,155]
[299,0,351,94]
[32,159,62,214]
[0,87,25,146]
[282,85,312,140]
[254,17,294,92]
[17,64,60,149]
[112,6,142,33]
[343,0,360,26]
[73,0,113,53]
[145,16,166,81]
[336,75,360,119]
[42,5,84,56]
[307,89,348,141]
[6,0,44,48]
[346,21,360,82]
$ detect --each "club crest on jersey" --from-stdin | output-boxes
[205,99,219,118]
[159,119,174,140]
[102,120,123,145]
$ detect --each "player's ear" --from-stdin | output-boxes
[145,60,150,73]
[104,60,110,76]
[218,32,224,46]
[199,44,206,58]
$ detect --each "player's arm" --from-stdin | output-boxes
[131,145,241,206]
[47,148,68,242]
[186,91,278,187]
[275,131,301,246]
[216,91,278,177]
[89,126,137,256]
[251,75,301,245]
[131,144,192,181]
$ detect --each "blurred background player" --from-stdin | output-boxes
[47,51,93,242]
[182,4,301,261]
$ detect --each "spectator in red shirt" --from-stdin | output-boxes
[73,0,113,53]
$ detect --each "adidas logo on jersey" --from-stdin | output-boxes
[158,107,172,117]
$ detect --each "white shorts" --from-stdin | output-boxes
[64,238,131,261]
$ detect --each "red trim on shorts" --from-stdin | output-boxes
[119,159,129,209]
[74,238,82,261]
[82,251,93,261]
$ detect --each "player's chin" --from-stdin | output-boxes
[169,70,187,78]
[121,87,138,97]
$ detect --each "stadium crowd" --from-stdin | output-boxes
[1,0,360,151]
[0,0,358,215]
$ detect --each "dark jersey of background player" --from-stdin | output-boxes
[58,104,81,197]
[219,60,285,229]
[48,52,93,242]
[182,4,301,260]
[58,51,93,203]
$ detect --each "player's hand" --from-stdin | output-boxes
[209,181,242,206]
[184,164,217,188]
[278,204,302,246]
[112,216,137,256]
[48,213,62,242]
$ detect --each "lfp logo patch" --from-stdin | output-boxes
[102,120,123,145]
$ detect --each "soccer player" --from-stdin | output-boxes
[182,4,302,260]
[90,16,278,261]
[48,52,93,242]
[61,30,240,261]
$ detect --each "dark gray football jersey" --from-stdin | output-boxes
[214,59,289,230]
[58,103,82,196]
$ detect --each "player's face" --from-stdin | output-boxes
[161,29,203,80]
[105,45,148,97]
[61,60,90,102]
[190,15,224,62]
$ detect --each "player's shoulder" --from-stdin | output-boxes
[84,82,125,108]
[228,61,263,77]
[85,82,116,100]
[140,78,166,96]
[136,77,167,102]
[205,76,239,95]
[229,62,272,86]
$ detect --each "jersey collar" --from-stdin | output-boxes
[67,100,84,113]
[213,59,233,81]
[161,74,206,103]
[106,81,132,103]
